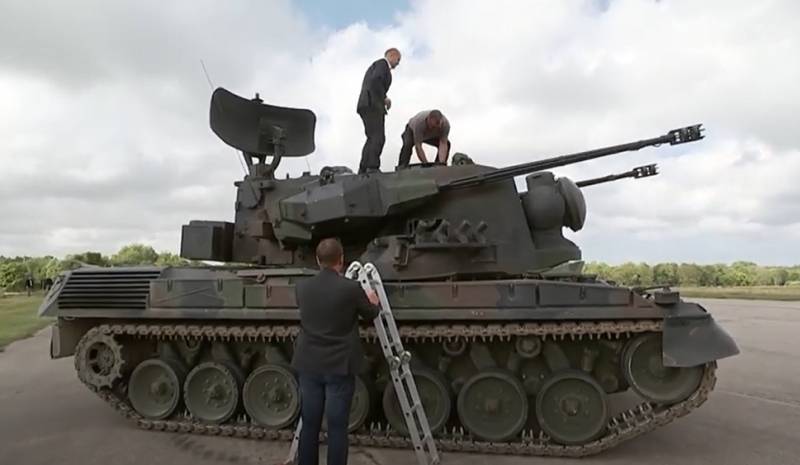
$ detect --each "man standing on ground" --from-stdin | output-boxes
[291,238,380,465]
[24,275,34,297]
[357,48,401,174]
[398,109,451,168]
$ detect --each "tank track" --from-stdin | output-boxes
[75,320,716,458]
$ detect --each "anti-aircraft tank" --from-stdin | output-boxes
[39,88,739,457]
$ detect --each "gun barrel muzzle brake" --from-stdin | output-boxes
[668,124,704,145]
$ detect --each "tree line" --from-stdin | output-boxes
[2,244,799,291]
[584,261,800,287]
[0,244,188,291]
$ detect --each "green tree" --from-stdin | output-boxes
[652,263,679,285]
[787,267,800,283]
[41,257,66,279]
[729,261,758,286]
[677,263,705,286]
[596,262,651,286]
[584,262,612,280]
[719,267,754,286]
[111,244,159,266]
[773,268,790,286]
[701,264,726,286]
[0,261,27,290]
[156,252,189,267]
[66,251,109,267]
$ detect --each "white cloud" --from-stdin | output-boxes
[1,0,798,265]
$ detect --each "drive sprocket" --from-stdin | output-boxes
[74,328,126,389]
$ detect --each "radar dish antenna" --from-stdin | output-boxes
[209,87,316,177]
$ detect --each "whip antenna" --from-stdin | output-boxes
[200,59,248,176]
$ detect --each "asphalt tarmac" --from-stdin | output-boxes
[1,298,799,465]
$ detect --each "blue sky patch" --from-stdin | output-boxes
[295,0,410,30]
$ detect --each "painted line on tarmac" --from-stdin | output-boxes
[718,389,800,409]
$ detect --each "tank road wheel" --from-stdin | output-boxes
[456,369,528,442]
[75,330,125,389]
[243,365,300,429]
[128,359,187,420]
[184,362,242,423]
[383,367,451,436]
[347,376,372,432]
[535,370,608,445]
[622,333,704,404]
[324,375,372,433]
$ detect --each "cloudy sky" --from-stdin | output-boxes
[1,0,798,265]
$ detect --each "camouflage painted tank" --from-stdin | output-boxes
[39,88,739,456]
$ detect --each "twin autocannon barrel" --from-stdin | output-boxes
[442,124,704,190]
[576,163,659,188]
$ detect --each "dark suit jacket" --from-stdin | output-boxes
[291,268,380,376]
[357,58,392,114]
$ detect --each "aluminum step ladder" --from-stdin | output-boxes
[284,261,440,465]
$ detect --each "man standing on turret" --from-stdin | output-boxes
[356,48,401,174]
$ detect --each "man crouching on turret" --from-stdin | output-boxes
[397,109,451,168]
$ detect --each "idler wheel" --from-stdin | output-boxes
[383,367,451,435]
[128,358,186,420]
[622,333,704,404]
[456,369,528,442]
[243,364,300,429]
[535,370,608,445]
[184,361,242,423]
[75,330,125,389]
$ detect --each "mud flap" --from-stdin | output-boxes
[50,323,64,359]
[662,313,739,367]
[49,319,94,359]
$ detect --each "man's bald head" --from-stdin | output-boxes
[385,48,401,69]
[426,109,445,130]
[316,238,344,270]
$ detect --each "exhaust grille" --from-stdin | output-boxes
[58,268,162,310]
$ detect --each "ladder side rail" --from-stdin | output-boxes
[363,264,406,354]
[362,264,440,465]
[389,363,431,465]
[285,418,302,464]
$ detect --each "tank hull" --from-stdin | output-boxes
[40,266,738,457]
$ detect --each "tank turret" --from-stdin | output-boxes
[182,88,703,279]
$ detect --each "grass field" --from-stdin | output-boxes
[679,286,800,301]
[0,294,49,351]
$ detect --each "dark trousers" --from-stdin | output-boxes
[298,373,355,465]
[358,109,386,173]
[398,124,451,167]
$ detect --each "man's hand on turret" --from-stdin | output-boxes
[415,142,428,163]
